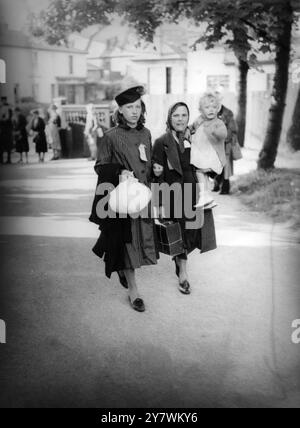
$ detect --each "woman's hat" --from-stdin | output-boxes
[115,86,145,106]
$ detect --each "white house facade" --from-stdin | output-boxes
[0,25,88,104]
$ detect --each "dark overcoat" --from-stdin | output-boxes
[152,131,217,256]
[90,124,158,277]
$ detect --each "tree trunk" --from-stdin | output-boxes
[257,16,292,170]
[287,88,300,151]
[236,59,249,147]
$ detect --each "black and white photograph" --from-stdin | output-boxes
[0,0,300,411]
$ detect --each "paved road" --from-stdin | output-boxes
[0,150,299,408]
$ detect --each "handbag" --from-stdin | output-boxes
[155,218,184,257]
[231,137,243,161]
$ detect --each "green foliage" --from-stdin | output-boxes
[30,0,116,45]
[30,0,298,67]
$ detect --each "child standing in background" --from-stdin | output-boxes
[190,92,227,209]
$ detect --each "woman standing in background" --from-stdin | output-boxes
[29,110,48,163]
[47,104,62,160]
[13,107,29,164]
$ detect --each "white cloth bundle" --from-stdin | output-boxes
[109,177,152,215]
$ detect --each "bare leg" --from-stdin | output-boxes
[175,256,191,294]
[175,256,188,283]
[195,170,216,208]
[123,268,140,302]
[123,268,145,311]
[25,153,29,163]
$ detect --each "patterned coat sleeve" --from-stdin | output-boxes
[152,137,165,168]
[95,133,113,170]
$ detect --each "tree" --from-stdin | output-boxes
[287,87,300,151]
[256,0,295,169]
[31,0,298,168]
[30,0,263,149]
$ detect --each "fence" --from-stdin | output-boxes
[54,86,298,157]
[247,81,299,146]
[57,103,111,158]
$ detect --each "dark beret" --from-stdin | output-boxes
[115,86,145,106]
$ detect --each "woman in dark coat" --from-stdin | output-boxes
[90,86,158,312]
[0,97,13,164]
[29,110,48,162]
[13,107,29,163]
[213,103,239,194]
[152,102,217,295]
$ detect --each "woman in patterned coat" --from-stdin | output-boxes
[90,86,158,313]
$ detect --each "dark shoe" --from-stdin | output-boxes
[117,271,128,289]
[212,184,220,192]
[178,280,191,295]
[220,180,230,194]
[128,297,145,312]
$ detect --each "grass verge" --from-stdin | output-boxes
[232,168,300,231]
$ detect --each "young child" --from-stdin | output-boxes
[152,162,165,219]
[190,92,227,209]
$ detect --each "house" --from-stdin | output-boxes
[0,23,88,104]
[72,23,190,96]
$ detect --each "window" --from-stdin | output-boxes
[14,84,20,103]
[69,55,74,75]
[206,75,230,91]
[58,84,65,97]
[166,67,172,94]
[0,59,6,83]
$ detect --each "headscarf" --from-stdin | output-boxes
[166,102,190,153]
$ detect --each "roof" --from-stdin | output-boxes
[87,63,102,71]
[0,26,88,54]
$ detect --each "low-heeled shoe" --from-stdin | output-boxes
[178,280,191,295]
[128,297,145,312]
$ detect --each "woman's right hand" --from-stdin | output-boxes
[120,169,137,182]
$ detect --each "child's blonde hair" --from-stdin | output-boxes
[199,91,221,112]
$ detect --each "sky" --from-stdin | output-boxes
[0,0,50,32]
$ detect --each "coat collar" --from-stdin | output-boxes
[163,131,183,176]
